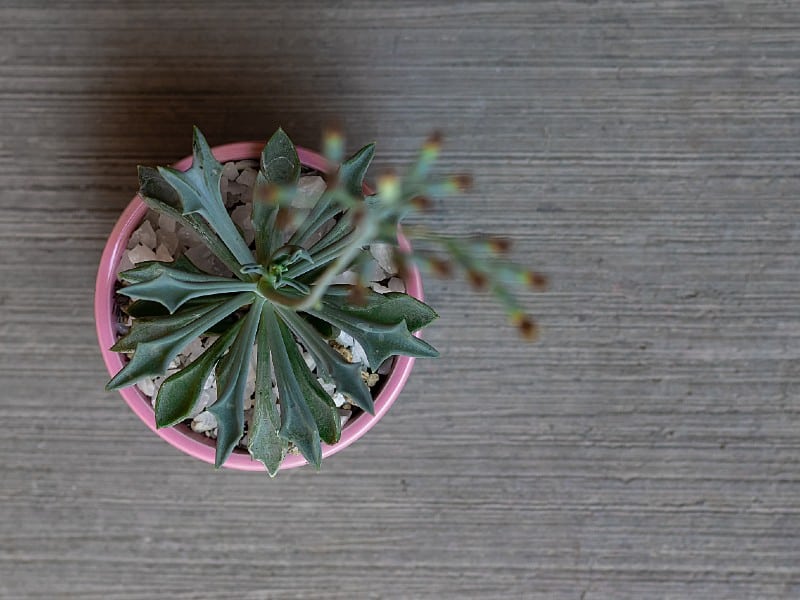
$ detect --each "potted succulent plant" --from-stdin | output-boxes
[96,127,541,475]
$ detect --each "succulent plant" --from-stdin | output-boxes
[106,127,542,474]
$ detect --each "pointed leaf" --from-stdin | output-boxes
[338,143,375,197]
[157,127,253,266]
[118,262,255,313]
[278,308,374,414]
[112,302,221,353]
[252,171,281,262]
[262,304,341,468]
[138,166,245,278]
[247,316,287,475]
[321,286,439,332]
[306,297,439,368]
[208,299,262,468]
[154,321,242,428]
[106,293,252,390]
[260,128,301,185]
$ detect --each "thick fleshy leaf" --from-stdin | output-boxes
[138,166,245,278]
[118,262,255,313]
[154,321,242,428]
[208,299,263,468]
[252,172,280,262]
[260,128,301,185]
[247,317,287,476]
[338,143,375,197]
[112,302,220,353]
[306,296,439,368]
[157,127,253,266]
[106,293,252,390]
[321,286,438,332]
[278,308,374,414]
[262,304,341,468]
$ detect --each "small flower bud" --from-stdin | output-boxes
[428,257,452,278]
[377,171,400,201]
[511,313,538,340]
[466,269,488,290]
[487,237,512,254]
[452,174,473,192]
[524,271,548,290]
[409,196,432,212]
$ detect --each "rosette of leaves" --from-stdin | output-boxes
[107,127,542,474]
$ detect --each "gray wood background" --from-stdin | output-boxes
[1,1,798,598]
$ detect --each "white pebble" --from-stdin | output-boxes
[157,213,176,233]
[332,392,346,407]
[351,340,369,368]
[137,220,158,250]
[236,168,257,188]
[128,244,157,265]
[117,251,134,275]
[158,229,179,255]
[319,380,336,396]
[331,270,358,285]
[388,277,405,292]
[302,351,316,372]
[191,411,218,433]
[234,160,258,170]
[293,176,326,209]
[369,283,392,294]
[370,243,397,275]
[155,243,173,262]
[136,377,156,397]
[222,161,239,181]
[231,204,255,245]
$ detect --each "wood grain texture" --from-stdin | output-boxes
[1,1,798,598]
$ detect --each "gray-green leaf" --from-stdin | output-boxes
[278,308,374,414]
[208,298,263,468]
[157,127,253,266]
[154,321,242,428]
[247,317,287,476]
[118,262,255,313]
[106,293,251,390]
[306,289,439,368]
[260,128,301,185]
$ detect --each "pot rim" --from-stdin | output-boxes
[94,141,423,471]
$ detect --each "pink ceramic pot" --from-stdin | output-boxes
[95,141,423,471]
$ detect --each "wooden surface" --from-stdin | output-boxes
[1,1,798,598]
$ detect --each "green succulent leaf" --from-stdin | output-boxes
[118,262,256,313]
[278,308,374,414]
[306,289,439,367]
[157,127,253,266]
[262,304,341,469]
[321,286,438,332]
[338,142,375,197]
[138,166,245,279]
[106,293,252,390]
[208,299,263,468]
[252,171,281,262]
[154,321,243,429]
[253,129,302,261]
[247,317,287,476]
[261,128,301,185]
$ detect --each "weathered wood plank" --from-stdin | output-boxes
[1,1,798,598]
